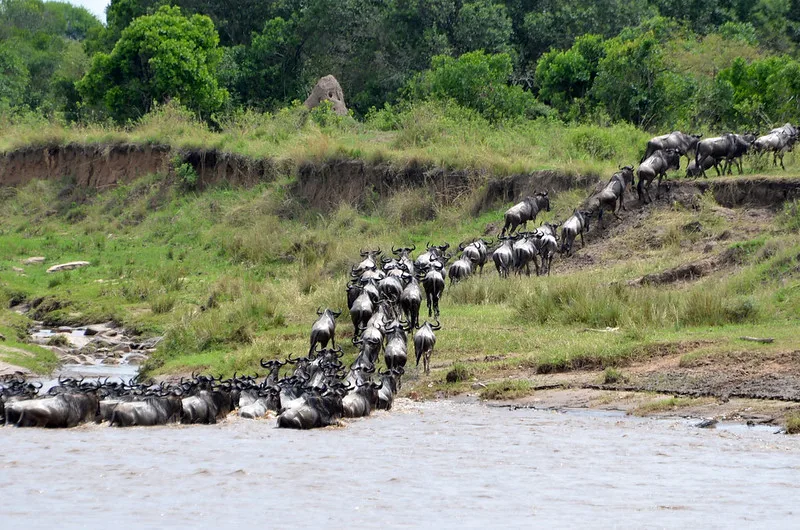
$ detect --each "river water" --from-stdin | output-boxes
[2,399,798,529]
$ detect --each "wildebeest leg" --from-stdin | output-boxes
[598,207,605,229]
[533,255,540,276]
[779,152,786,170]
[655,174,663,200]
[580,229,586,248]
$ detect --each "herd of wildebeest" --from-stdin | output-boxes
[1,123,796,430]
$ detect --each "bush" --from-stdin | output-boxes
[405,51,551,123]
[446,363,472,383]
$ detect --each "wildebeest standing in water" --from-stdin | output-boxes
[637,149,681,204]
[109,392,184,427]
[500,192,550,237]
[5,392,100,428]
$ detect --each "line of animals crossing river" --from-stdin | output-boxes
[1,124,796,430]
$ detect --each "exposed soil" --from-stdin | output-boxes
[4,144,799,212]
[457,345,800,427]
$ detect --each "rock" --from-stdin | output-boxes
[111,343,131,354]
[101,357,121,365]
[23,257,45,265]
[304,75,348,115]
[139,337,163,350]
[126,354,148,365]
[56,326,72,333]
[0,333,5,341]
[104,330,118,337]
[84,327,100,336]
[46,261,90,273]
[12,267,24,273]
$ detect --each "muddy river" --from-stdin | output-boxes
[2,399,798,528]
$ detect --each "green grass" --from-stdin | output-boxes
[479,379,534,400]
[0,109,799,378]
[786,413,800,435]
[631,396,710,416]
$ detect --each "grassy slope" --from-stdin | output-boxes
[0,107,799,388]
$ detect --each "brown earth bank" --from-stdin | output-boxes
[2,144,800,212]
[411,346,800,428]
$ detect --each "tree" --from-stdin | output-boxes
[0,43,29,107]
[534,34,605,114]
[407,50,550,121]
[77,5,228,122]
[590,32,666,127]
[452,1,513,56]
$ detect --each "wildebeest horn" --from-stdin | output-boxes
[333,308,342,317]
[431,319,441,330]
[392,245,399,254]
[409,244,416,252]
[316,306,323,315]
[359,248,367,256]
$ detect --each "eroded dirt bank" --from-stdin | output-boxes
[3,144,800,211]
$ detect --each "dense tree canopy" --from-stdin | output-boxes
[77,5,228,122]
[3,0,800,129]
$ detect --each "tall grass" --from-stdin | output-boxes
[513,273,764,330]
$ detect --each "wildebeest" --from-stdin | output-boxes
[560,210,591,256]
[383,322,409,370]
[109,393,183,427]
[276,386,345,429]
[695,133,756,176]
[415,242,449,271]
[447,256,473,285]
[512,233,538,276]
[376,368,403,410]
[413,320,440,375]
[309,307,341,355]
[460,240,491,275]
[532,228,558,275]
[342,379,382,418]
[5,392,100,428]
[500,192,550,237]
[637,149,681,204]
[181,387,235,424]
[492,237,515,278]
[754,128,796,170]
[419,263,445,318]
[238,386,281,419]
[352,324,384,367]
[399,275,422,330]
[350,288,374,338]
[641,131,701,163]
[593,166,634,227]
[686,155,721,178]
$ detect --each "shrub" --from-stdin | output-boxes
[446,363,472,383]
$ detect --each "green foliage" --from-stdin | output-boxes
[779,200,800,232]
[591,31,665,127]
[171,155,199,191]
[407,51,550,122]
[77,5,228,123]
[0,43,29,107]
[452,1,513,56]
